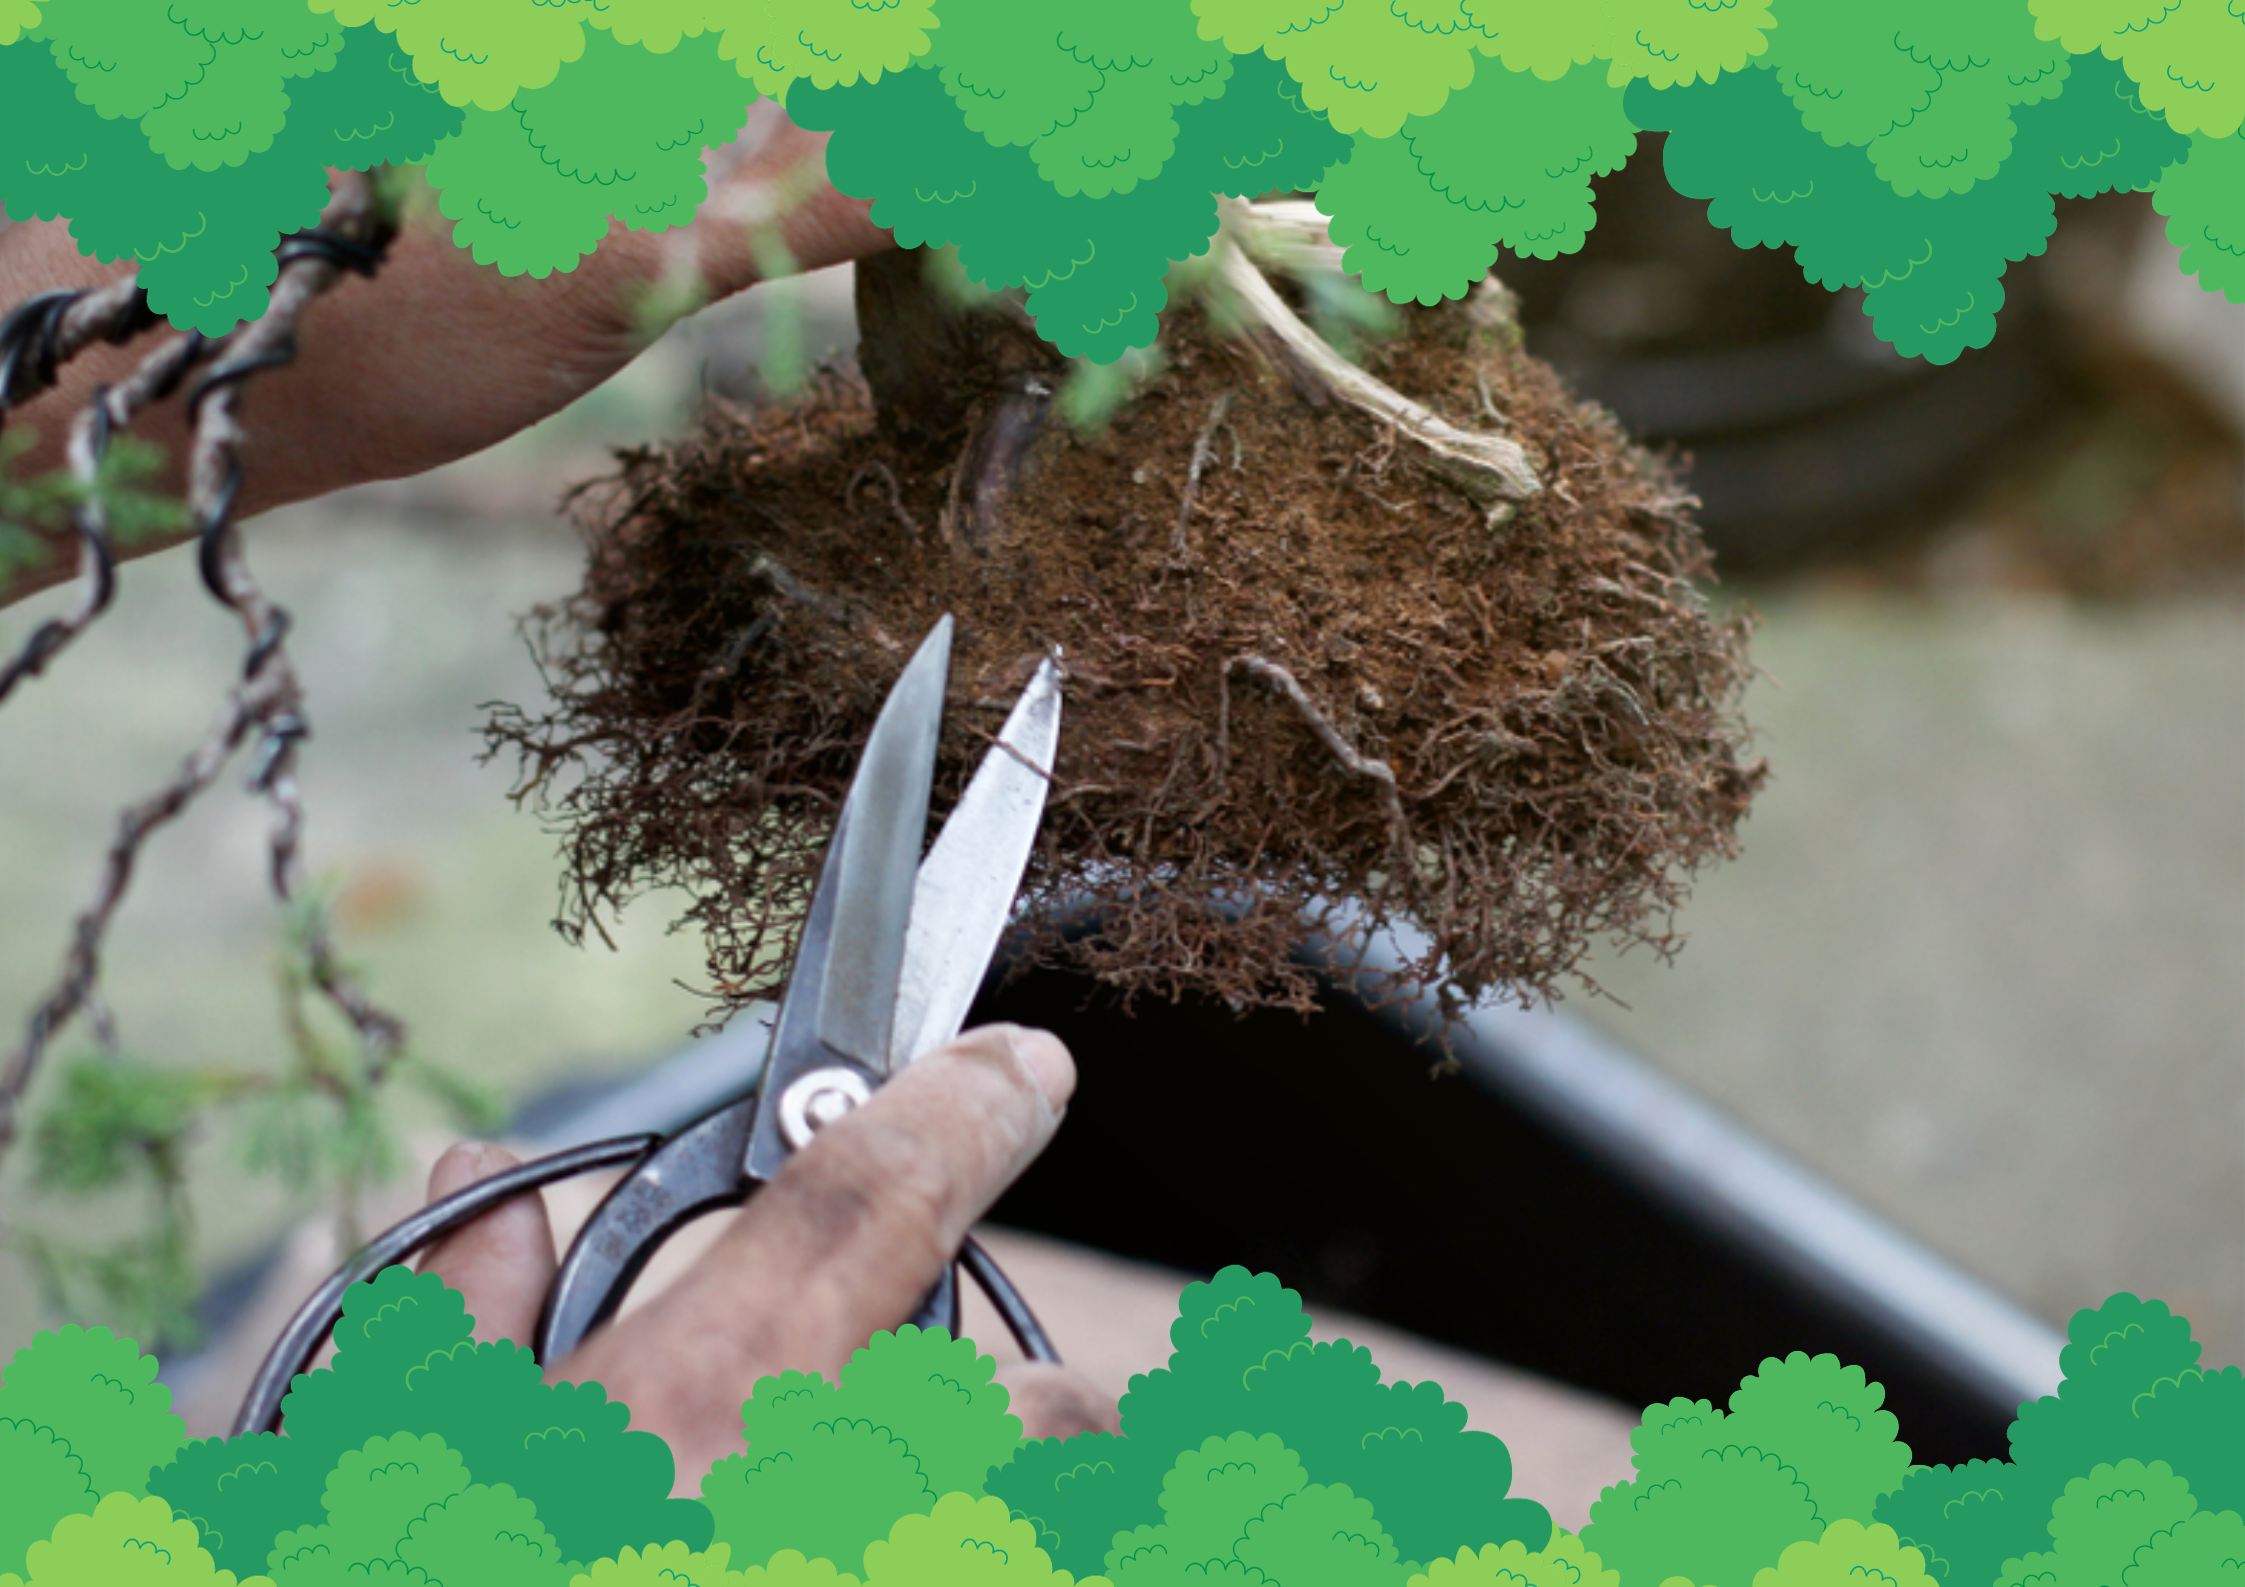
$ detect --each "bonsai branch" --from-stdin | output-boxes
[0,171,406,1165]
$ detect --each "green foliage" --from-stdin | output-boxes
[140,1433,320,1574]
[571,1537,846,1586]
[1876,1294,2245,1587]
[1626,45,2191,363]
[1583,1442,1821,1587]
[2125,1505,2245,1587]
[1756,1519,1937,1587]
[0,22,460,333]
[861,1492,1101,1585]
[1995,1459,2197,1587]
[1316,58,1634,305]
[702,1324,1022,1569]
[1719,1353,1912,1522]
[1407,1530,1619,1587]
[1759,0,2069,196]
[1232,1481,1404,1584]
[394,1479,575,1585]
[265,1431,471,1583]
[2029,0,2245,137]
[1108,1433,1307,1574]
[989,1267,1548,1581]
[1581,1352,1910,1587]
[149,1266,708,1577]
[831,1326,1024,1497]
[310,0,595,110]
[2156,127,2245,302]
[0,1325,184,1498]
[718,0,937,102]
[0,1419,101,1577]
[795,48,1348,361]
[741,1551,867,1585]
[1473,0,1778,88]
[0,1491,272,1587]
[8,0,2240,363]
[925,0,1229,196]
[424,27,755,278]
[0,428,189,597]
[702,1417,937,1569]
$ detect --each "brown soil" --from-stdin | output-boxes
[484,253,1767,1036]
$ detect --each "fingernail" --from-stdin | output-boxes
[428,1140,516,1201]
[1004,1026,1075,1114]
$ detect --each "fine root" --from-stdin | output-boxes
[1173,392,1239,560]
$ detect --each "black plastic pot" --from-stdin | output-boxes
[973,949,2058,1470]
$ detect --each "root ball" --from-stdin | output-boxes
[484,252,1766,1035]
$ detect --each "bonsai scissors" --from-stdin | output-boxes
[235,615,1063,1435]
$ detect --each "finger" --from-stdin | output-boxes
[556,1022,1073,1488]
[413,1142,559,1347]
[996,1363,1121,1442]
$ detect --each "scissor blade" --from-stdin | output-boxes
[889,657,1062,1070]
[816,616,953,1069]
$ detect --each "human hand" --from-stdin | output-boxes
[403,1023,1117,1496]
[0,109,896,609]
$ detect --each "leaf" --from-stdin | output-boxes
[31,1057,207,1193]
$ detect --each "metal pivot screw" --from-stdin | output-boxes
[778,1066,873,1149]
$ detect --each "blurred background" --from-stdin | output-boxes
[0,149,2238,1460]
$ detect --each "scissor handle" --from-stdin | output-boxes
[231,1133,661,1437]
[234,1111,1062,1438]
[538,1096,763,1362]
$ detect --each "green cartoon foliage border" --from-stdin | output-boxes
[2,0,2239,362]
[0,1266,2237,1587]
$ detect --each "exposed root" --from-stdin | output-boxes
[1223,654,1408,855]
[1215,207,1540,512]
[845,460,921,540]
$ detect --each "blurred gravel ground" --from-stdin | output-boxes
[1,263,2238,1382]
